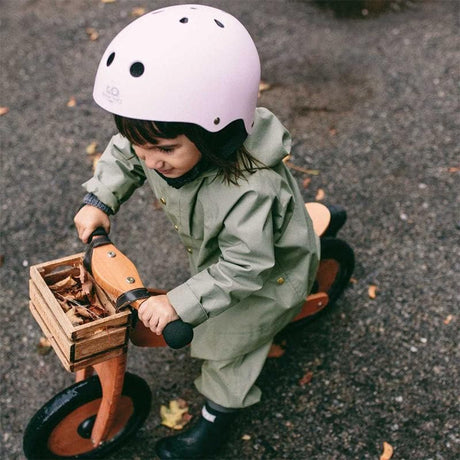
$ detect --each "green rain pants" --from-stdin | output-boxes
[194,340,273,409]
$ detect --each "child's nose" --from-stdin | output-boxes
[145,155,164,170]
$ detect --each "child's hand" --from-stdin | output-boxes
[138,295,179,335]
[74,205,111,243]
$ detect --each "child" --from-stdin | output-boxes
[74,5,319,458]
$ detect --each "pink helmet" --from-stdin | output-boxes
[93,4,261,134]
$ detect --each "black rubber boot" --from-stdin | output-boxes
[155,402,238,459]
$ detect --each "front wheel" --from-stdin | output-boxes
[23,372,151,459]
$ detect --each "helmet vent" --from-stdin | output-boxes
[214,19,224,28]
[106,52,115,67]
[179,17,189,24]
[130,62,145,77]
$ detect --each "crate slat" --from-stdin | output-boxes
[28,253,131,372]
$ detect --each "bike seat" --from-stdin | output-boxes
[305,202,347,237]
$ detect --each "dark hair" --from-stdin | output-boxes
[114,115,262,185]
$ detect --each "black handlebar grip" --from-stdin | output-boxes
[163,320,194,349]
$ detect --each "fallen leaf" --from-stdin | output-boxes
[268,341,287,358]
[350,277,358,284]
[86,141,98,155]
[285,161,320,175]
[329,126,337,136]
[379,441,394,460]
[66,96,77,107]
[131,7,146,17]
[315,188,325,201]
[160,399,192,430]
[37,337,52,355]
[443,314,453,325]
[258,81,272,96]
[447,166,460,173]
[101,0,116,3]
[86,27,99,41]
[368,285,378,299]
[241,434,251,441]
[302,177,312,189]
[299,371,313,386]
[0,107,9,116]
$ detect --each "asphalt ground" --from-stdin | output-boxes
[1,1,459,459]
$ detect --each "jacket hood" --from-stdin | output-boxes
[243,107,291,167]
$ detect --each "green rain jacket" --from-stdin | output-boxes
[84,108,320,360]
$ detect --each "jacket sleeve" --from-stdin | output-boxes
[167,190,276,326]
[82,134,146,214]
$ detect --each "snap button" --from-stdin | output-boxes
[187,247,193,254]
[160,197,166,205]
[277,277,285,285]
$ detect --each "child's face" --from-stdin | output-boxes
[133,135,202,178]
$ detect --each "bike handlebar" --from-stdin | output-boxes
[86,227,193,349]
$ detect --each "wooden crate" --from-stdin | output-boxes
[29,253,131,372]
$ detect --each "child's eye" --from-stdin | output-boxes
[156,146,175,154]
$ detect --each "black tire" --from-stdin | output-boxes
[23,372,151,459]
[287,237,354,330]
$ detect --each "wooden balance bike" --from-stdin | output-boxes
[23,202,354,459]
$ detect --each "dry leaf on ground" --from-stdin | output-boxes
[66,96,77,107]
[368,285,378,299]
[160,399,192,430]
[315,188,325,201]
[379,442,394,460]
[241,434,251,441]
[0,107,10,116]
[299,371,313,386]
[86,27,99,41]
[132,7,146,17]
[443,314,453,325]
[86,141,98,155]
[302,177,312,189]
[268,341,287,358]
[447,166,459,173]
[37,337,52,355]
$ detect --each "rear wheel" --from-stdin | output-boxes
[23,372,151,459]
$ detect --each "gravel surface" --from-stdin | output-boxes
[1,1,459,459]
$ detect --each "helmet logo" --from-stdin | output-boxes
[102,85,122,105]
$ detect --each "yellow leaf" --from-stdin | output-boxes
[86,141,98,155]
[67,96,77,107]
[131,7,146,17]
[443,314,453,325]
[37,337,52,355]
[0,107,9,116]
[379,442,394,460]
[101,0,116,3]
[86,27,99,41]
[368,285,378,299]
[258,81,272,97]
[160,399,192,430]
[315,188,325,201]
